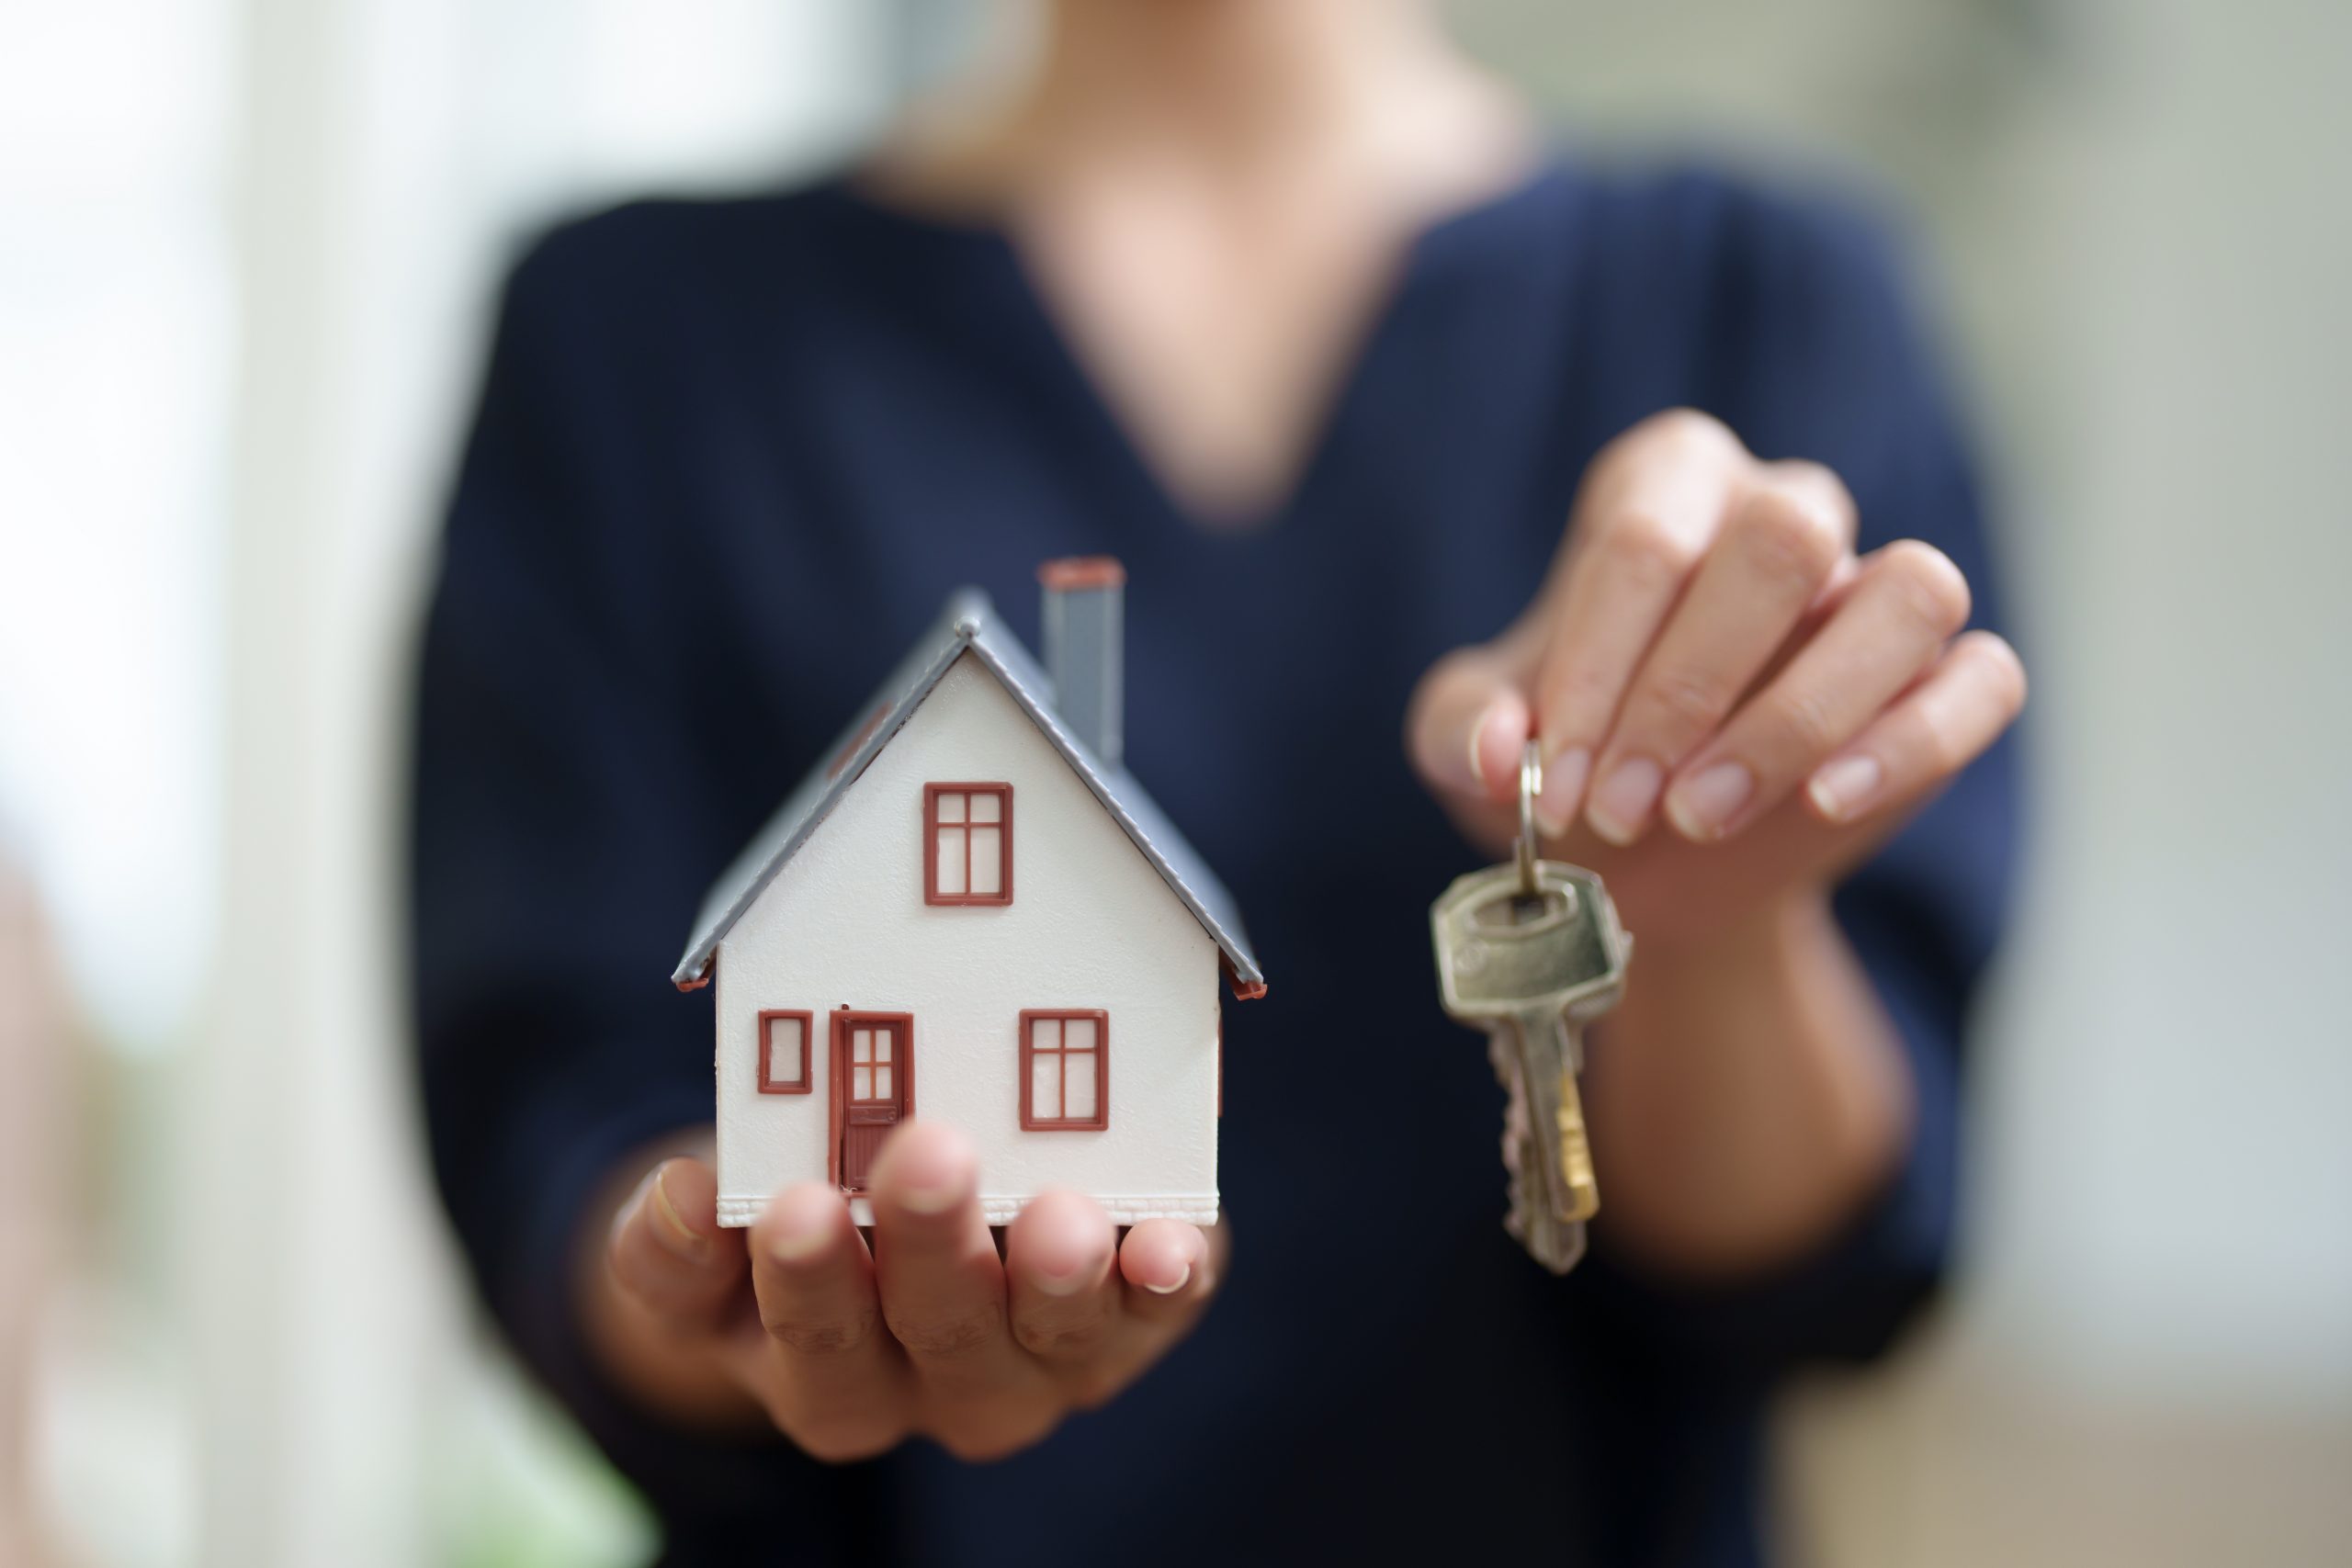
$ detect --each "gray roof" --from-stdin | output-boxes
[673,588,1266,998]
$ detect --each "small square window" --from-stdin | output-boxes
[925,784,1013,906]
[758,1010,812,1094]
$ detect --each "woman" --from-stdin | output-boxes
[411,2,2024,1563]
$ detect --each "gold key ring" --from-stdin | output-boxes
[1517,740,1542,897]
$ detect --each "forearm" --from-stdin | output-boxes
[1584,891,1915,1277]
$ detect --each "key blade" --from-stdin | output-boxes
[1552,1066,1600,1224]
[1496,1069,1585,1270]
[1510,1008,1600,1222]
[1503,1012,1573,1223]
[1493,1012,1593,1273]
[1509,1212,1588,1275]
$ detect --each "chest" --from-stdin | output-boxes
[1016,185,1413,522]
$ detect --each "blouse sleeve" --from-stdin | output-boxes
[1580,180,2025,1379]
[405,216,856,1527]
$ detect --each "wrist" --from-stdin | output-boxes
[1587,883,1912,1275]
[1630,884,1837,976]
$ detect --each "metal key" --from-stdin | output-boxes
[1430,743,1632,1273]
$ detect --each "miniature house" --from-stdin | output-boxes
[673,559,1267,1226]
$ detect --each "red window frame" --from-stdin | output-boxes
[924,783,1013,906]
[1019,1009,1108,1131]
[757,1009,813,1094]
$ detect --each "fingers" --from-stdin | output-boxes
[1663,541,1975,841]
[867,1122,1057,1457]
[1004,1208,1223,1415]
[1004,1189,1120,1365]
[1581,467,1856,844]
[606,1157,746,1335]
[1084,1220,1223,1404]
[1117,1219,1220,1323]
[744,1182,908,1461]
[1406,645,1534,808]
[1531,412,1750,834]
[1804,630,2027,825]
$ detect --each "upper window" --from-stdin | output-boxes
[1021,1010,1107,1130]
[924,783,1012,906]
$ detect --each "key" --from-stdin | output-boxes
[1430,745,1632,1273]
[1433,859,1628,1269]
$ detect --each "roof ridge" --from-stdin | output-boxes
[671,588,1265,999]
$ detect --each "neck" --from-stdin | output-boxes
[878,0,1528,217]
[1031,0,1445,153]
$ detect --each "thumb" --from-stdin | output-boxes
[608,1156,746,1334]
[1406,645,1533,809]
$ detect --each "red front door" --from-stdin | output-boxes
[832,1011,911,1191]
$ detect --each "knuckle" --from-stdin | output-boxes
[765,1303,881,1358]
[1638,406,1740,462]
[1635,665,1731,739]
[1534,658,1618,731]
[1587,410,1744,505]
[1596,513,1697,592]
[1766,459,1859,536]
[886,1304,1003,1363]
[1765,683,1846,756]
[1738,490,1846,588]
[1881,540,1973,633]
[1012,1312,1109,1360]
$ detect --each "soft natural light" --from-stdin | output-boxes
[0,0,235,1050]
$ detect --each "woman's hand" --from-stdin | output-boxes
[1408,409,2024,953]
[590,1122,1221,1461]
[1407,410,2025,1272]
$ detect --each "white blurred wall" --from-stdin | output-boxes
[4,1,895,1564]
[202,7,898,1565]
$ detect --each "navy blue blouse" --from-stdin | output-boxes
[409,161,2018,1568]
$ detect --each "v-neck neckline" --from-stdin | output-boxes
[825,161,1571,540]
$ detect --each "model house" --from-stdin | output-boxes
[673,559,1266,1227]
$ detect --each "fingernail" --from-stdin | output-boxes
[650,1168,708,1257]
[769,1208,831,1265]
[1144,1263,1192,1296]
[1809,753,1883,821]
[1466,701,1502,790]
[1587,757,1662,845]
[1033,1257,1094,1298]
[1667,761,1754,840]
[612,1169,656,1251]
[1533,746,1590,839]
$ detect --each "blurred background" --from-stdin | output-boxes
[1,0,2346,1563]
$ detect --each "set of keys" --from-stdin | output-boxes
[1430,742,1633,1273]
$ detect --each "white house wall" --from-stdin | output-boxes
[714,651,1221,1226]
